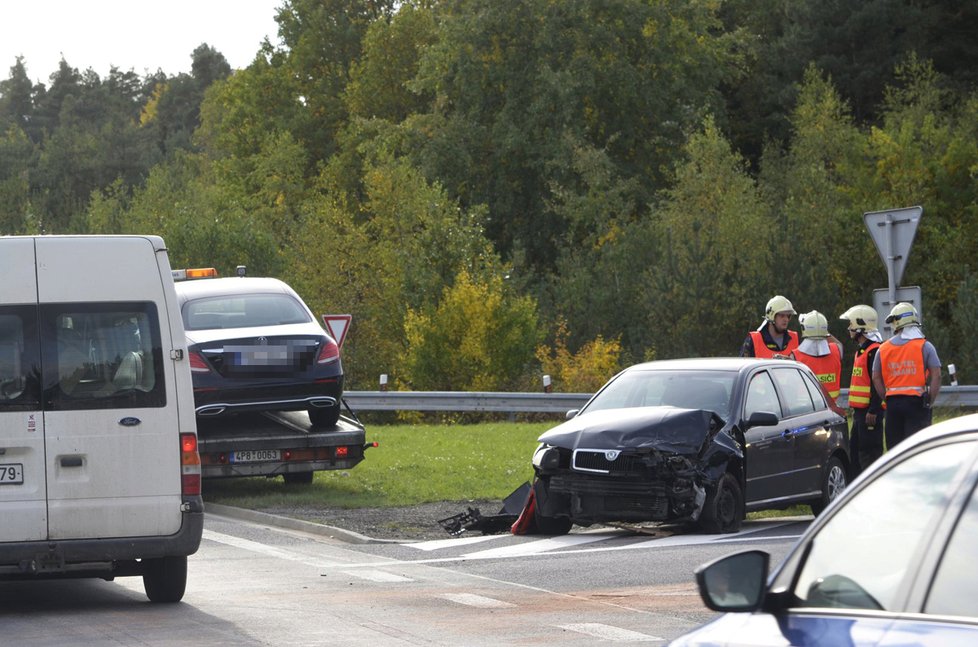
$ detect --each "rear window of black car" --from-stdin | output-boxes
[183,294,311,330]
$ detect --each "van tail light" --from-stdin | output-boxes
[317,338,340,364]
[180,433,202,496]
[188,351,212,373]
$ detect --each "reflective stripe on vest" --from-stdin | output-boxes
[880,338,927,396]
[795,344,842,398]
[749,330,799,359]
[848,341,880,408]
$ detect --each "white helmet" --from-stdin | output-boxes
[839,304,879,333]
[765,295,796,322]
[799,311,829,339]
[885,302,920,331]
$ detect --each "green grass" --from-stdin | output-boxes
[203,421,554,510]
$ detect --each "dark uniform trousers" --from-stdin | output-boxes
[884,395,932,450]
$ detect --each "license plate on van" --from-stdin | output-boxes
[230,450,281,463]
[0,463,24,484]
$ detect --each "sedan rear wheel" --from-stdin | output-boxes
[810,456,847,516]
[309,405,340,428]
[698,472,744,534]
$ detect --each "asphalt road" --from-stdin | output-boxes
[0,511,809,645]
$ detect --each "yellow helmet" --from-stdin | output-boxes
[799,311,829,339]
[885,302,920,331]
[839,304,878,333]
[765,295,796,322]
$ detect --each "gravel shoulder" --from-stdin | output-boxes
[256,500,509,542]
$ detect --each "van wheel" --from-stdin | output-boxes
[810,456,847,516]
[698,473,744,534]
[283,471,314,485]
[143,556,187,603]
[309,405,339,428]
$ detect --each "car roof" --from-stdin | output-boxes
[173,277,299,303]
[623,357,799,373]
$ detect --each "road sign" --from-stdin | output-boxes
[873,286,921,339]
[322,314,352,348]
[863,206,922,287]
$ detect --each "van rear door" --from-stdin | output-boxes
[36,237,184,540]
[0,238,46,543]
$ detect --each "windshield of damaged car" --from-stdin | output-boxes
[584,370,734,418]
[183,294,312,330]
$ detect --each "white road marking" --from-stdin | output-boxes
[202,529,343,568]
[462,534,610,559]
[343,569,413,583]
[559,623,664,642]
[440,593,515,608]
[406,535,501,551]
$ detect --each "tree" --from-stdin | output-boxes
[290,157,498,388]
[401,269,541,391]
[646,116,773,358]
[410,0,733,272]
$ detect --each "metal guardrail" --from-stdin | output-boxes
[345,386,978,414]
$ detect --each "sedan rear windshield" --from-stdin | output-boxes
[183,294,311,330]
[584,370,735,419]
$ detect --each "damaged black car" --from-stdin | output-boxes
[530,358,850,535]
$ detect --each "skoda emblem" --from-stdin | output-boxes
[605,450,620,461]
[257,336,268,345]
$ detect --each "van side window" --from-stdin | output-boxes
[41,302,165,410]
[0,307,40,410]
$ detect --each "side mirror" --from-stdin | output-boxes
[746,411,779,428]
[694,550,769,612]
[565,409,579,420]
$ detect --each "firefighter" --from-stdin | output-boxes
[792,311,843,402]
[839,305,885,475]
[871,302,942,449]
[740,295,799,358]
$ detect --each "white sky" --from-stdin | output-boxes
[1,0,284,83]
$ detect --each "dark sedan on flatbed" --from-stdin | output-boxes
[530,358,850,534]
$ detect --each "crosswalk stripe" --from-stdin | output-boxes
[559,623,664,642]
[343,569,413,583]
[440,593,515,608]
[406,535,500,551]
[462,534,610,559]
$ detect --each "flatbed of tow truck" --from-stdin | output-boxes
[196,410,368,483]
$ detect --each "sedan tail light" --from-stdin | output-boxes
[317,338,340,364]
[188,350,212,373]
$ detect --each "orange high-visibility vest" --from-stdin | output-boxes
[879,338,927,397]
[795,343,842,399]
[749,330,799,359]
[848,342,880,408]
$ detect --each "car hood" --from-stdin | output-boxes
[538,406,740,458]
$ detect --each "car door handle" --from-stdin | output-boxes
[60,456,83,468]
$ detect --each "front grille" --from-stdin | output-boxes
[572,449,643,475]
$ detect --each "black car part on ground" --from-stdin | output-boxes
[438,482,532,536]
[532,407,742,527]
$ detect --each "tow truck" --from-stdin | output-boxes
[196,407,372,484]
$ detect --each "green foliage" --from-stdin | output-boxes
[647,116,772,357]
[203,421,551,508]
[401,269,542,391]
[536,319,621,393]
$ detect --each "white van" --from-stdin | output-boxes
[0,235,203,602]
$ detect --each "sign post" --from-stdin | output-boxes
[864,206,923,338]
